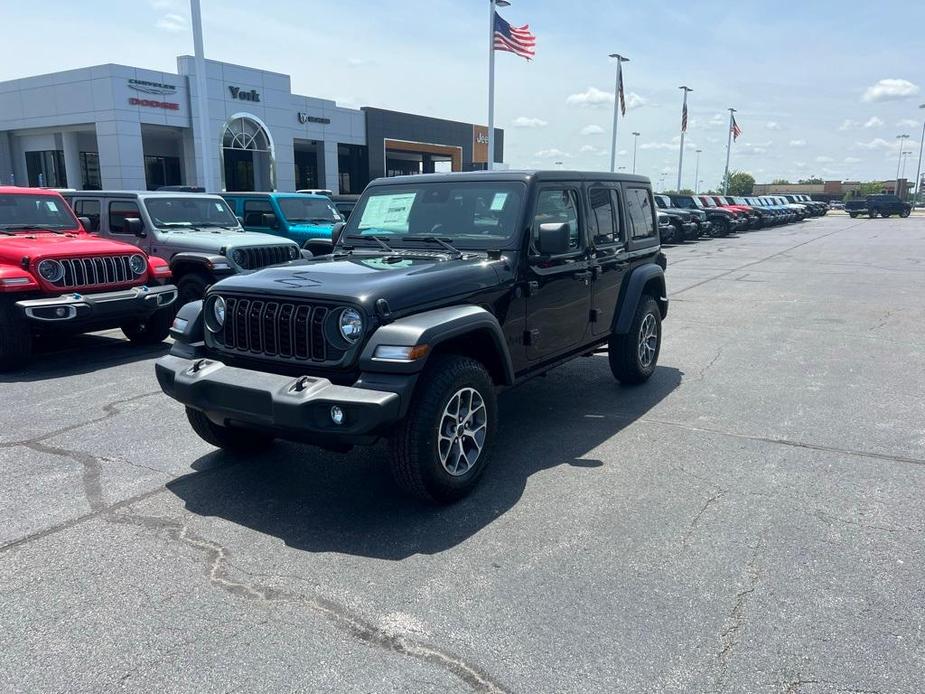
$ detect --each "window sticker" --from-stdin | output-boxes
[359,193,417,231]
[490,193,508,211]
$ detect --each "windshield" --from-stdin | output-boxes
[655,195,671,208]
[671,196,696,209]
[145,197,239,230]
[0,194,78,232]
[347,181,527,248]
[278,196,342,224]
[699,197,716,207]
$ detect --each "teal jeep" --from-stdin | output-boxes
[221,192,343,245]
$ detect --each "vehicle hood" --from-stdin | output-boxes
[0,231,142,262]
[209,251,505,314]
[162,229,298,253]
[661,209,694,221]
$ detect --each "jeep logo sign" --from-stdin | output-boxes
[228,86,260,103]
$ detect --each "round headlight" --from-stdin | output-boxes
[129,254,147,276]
[338,307,363,342]
[37,259,64,283]
[213,296,226,328]
[231,249,245,266]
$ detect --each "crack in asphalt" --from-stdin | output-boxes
[0,391,163,513]
[682,488,728,545]
[714,539,762,692]
[107,508,510,694]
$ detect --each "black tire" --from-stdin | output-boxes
[608,295,662,385]
[712,218,730,237]
[121,307,172,345]
[868,210,878,219]
[186,407,274,453]
[670,222,685,244]
[0,301,32,371]
[881,212,891,218]
[389,355,497,504]
[900,209,911,218]
[177,272,210,309]
[849,213,858,218]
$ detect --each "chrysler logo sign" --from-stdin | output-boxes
[128,78,177,96]
[298,112,331,125]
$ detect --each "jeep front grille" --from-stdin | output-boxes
[216,297,330,362]
[236,245,294,270]
[50,256,137,289]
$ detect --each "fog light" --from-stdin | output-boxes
[330,406,344,425]
[55,307,67,317]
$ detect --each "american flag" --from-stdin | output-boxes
[681,102,688,133]
[731,115,742,141]
[493,11,536,60]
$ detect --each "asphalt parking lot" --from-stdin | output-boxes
[2,213,924,693]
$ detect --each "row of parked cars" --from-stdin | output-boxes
[653,193,827,243]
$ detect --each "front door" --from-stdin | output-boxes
[224,150,254,192]
[587,186,628,336]
[525,186,593,361]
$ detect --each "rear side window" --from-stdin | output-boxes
[625,187,655,239]
[109,201,140,234]
[243,199,273,226]
[73,199,101,231]
[589,187,622,245]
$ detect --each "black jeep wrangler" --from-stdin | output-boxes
[156,171,668,503]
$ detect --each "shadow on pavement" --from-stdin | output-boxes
[0,332,169,383]
[168,361,683,560]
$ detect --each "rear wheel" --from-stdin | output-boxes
[608,295,662,385]
[389,355,497,504]
[0,301,32,371]
[121,307,172,345]
[849,213,858,218]
[868,210,878,219]
[186,407,275,453]
[712,218,730,237]
[881,212,891,218]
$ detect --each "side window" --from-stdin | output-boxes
[243,199,274,227]
[589,186,623,246]
[625,187,655,239]
[109,201,141,234]
[532,188,581,250]
[74,199,101,231]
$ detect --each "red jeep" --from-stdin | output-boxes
[0,187,177,370]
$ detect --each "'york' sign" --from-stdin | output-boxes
[228,86,260,102]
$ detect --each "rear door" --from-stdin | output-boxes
[524,185,593,361]
[587,185,627,336]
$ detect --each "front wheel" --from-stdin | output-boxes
[881,212,891,218]
[868,210,878,219]
[608,295,662,385]
[849,213,858,218]
[711,218,730,237]
[900,209,911,218]
[389,355,497,504]
[0,301,32,372]
[122,307,172,345]
[186,407,275,454]
[176,273,210,309]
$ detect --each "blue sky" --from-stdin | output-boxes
[5,0,925,188]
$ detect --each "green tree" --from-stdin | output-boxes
[798,177,824,185]
[771,178,791,185]
[720,171,755,195]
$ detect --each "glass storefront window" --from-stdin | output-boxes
[144,155,182,191]
[79,152,101,190]
[25,150,66,188]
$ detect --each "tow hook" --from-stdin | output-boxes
[291,376,312,392]
[190,359,208,374]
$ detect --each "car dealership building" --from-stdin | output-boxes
[0,57,503,194]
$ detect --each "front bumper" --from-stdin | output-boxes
[155,354,406,445]
[16,285,177,325]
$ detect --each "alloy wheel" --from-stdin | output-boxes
[637,313,658,369]
[437,387,488,476]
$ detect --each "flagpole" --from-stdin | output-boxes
[723,108,736,194]
[608,54,628,173]
[487,0,497,171]
[677,86,692,191]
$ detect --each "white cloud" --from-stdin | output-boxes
[844,157,863,163]
[580,124,604,136]
[815,155,834,163]
[863,116,884,128]
[794,161,808,169]
[855,138,894,150]
[641,141,679,151]
[862,78,920,103]
[705,113,727,128]
[766,121,781,130]
[155,12,186,31]
[566,87,646,110]
[534,148,571,159]
[789,139,807,148]
[579,144,608,157]
[346,58,376,68]
[897,119,920,129]
[838,119,860,130]
[512,116,548,128]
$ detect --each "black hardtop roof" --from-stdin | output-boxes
[366,170,651,188]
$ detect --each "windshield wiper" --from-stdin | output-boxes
[0,224,65,234]
[403,235,463,257]
[343,234,393,252]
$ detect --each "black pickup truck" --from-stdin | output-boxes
[156,170,668,503]
[846,195,912,219]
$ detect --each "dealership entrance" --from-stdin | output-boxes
[221,115,275,191]
[383,139,461,177]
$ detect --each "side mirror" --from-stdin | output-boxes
[331,221,346,246]
[536,222,571,257]
[261,213,279,229]
[77,216,93,232]
[236,215,244,225]
[303,238,334,257]
[124,217,146,238]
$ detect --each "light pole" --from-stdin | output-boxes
[632,132,640,174]
[896,134,910,197]
[694,149,702,193]
[608,53,629,173]
[914,104,925,205]
[677,86,692,191]
[190,0,214,190]
[723,108,737,194]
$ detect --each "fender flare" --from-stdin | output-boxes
[359,305,515,385]
[613,265,667,334]
[170,252,231,279]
